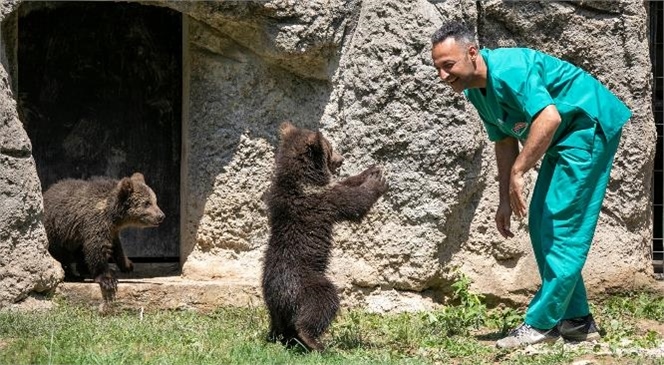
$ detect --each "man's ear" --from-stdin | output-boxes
[468,44,479,62]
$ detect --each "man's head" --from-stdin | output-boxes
[431,22,485,93]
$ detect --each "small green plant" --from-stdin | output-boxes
[486,306,523,336]
[426,272,489,336]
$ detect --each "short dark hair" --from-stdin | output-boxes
[431,21,475,46]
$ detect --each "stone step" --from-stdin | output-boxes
[56,277,262,312]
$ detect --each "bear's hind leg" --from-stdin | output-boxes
[74,251,90,279]
[63,264,85,282]
[266,302,300,347]
[53,249,84,281]
[294,278,340,351]
[266,311,286,343]
[112,237,133,273]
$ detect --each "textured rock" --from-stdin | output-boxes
[176,0,655,309]
[0,0,656,310]
[0,48,63,306]
[465,0,655,303]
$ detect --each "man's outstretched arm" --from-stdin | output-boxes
[510,104,562,217]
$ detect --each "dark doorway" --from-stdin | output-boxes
[650,0,663,276]
[17,2,182,267]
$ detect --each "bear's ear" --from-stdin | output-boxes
[306,131,322,147]
[306,131,324,157]
[117,177,134,202]
[279,121,297,139]
[130,172,145,184]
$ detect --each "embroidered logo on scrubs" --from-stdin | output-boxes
[512,122,527,134]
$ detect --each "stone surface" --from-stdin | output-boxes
[175,0,656,308]
[0,34,63,306]
[0,0,657,310]
[56,277,263,313]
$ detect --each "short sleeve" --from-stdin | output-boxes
[482,118,509,142]
[495,61,554,122]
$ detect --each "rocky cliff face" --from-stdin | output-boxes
[0,0,63,306]
[0,0,655,310]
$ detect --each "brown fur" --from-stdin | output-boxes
[43,172,165,302]
[261,122,388,351]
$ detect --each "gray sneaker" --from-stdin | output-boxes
[495,323,560,349]
[558,314,601,342]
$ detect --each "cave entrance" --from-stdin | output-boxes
[17,2,182,277]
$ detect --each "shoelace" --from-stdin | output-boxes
[511,324,533,338]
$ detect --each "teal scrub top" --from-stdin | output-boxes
[464,48,631,144]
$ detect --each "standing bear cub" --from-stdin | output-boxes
[43,172,165,303]
[262,122,388,351]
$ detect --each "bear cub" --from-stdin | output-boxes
[262,122,388,351]
[43,172,165,302]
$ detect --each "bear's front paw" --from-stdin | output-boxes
[358,164,380,180]
[95,272,118,302]
[361,164,379,174]
[364,168,389,195]
[341,165,380,187]
[119,257,134,273]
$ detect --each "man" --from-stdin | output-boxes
[430,21,631,349]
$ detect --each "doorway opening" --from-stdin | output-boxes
[17,2,182,277]
[650,0,663,275]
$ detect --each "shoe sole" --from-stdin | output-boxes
[496,336,560,349]
[561,332,601,342]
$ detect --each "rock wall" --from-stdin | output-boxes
[0,0,63,307]
[0,0,655,310]
[463,0,656,305]
[174,0,655,310]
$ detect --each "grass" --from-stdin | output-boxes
[1,278,663,365]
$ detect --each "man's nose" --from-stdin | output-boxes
[438,68,448,81]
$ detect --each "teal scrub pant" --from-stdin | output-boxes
[524,118,622,330]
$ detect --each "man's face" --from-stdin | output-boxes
[431,37,477,93]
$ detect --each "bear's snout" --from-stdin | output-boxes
[156,211,165,224]
[141,208,165,227]
[153,209,166,225]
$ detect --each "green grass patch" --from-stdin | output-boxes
[1,277,663,365]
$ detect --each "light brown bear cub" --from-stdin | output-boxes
[262,122,388,351]
[43,172,164,303]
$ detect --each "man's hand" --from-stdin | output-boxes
[509,170,527,218]
[495,201,514,238]
[507,104,562,220]
[495,137,519,238]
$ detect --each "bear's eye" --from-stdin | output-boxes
[143,201,151,208]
